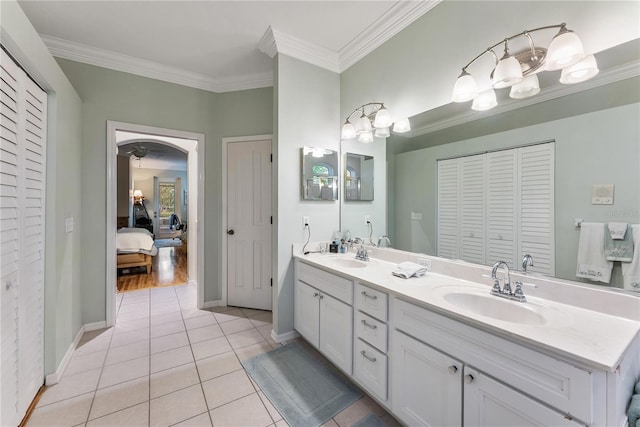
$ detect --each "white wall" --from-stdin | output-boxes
[1,0,83,375]
[273,54,340,336]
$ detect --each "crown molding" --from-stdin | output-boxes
[408,60,640,137]
[41,35,272,93]
[259,26,340,73]
[339,0,441,71]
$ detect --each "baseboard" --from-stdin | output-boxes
[83,321,107,332]
[45,325,85,386]
[202,299,225,309]
[271,329,299,344]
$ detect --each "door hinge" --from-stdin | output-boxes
[270,154,273,162]
[270,278,273,287]
[270,216,272,224]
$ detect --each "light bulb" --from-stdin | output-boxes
[471,89,497,111]
[509,74,540,99]
[559,54,599,84]
[451,70,477,103]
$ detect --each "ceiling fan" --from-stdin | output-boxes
[125,143,149,159]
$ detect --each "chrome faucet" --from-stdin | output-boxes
[377,235,391,247]
[521,254,534,273]
[490,261,526,302]
[355,244,370,261]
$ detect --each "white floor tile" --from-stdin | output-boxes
[104,340,150,366]
[201,370,254,409]
[184,313,217,330]
[209,393,272,427]
[186,324,223,344]
[150,362,200,399]
[99,356,149,389]
[219,318,254,335]
[195,351,242,382]
[150,319,185,338]
[149,310,183,326]
[150,345,194,373]
[213,308,246,324]
[181,307,213,320]
[149,384,207,427]
[171,412,212,427]
[89,377,149,420]
[27,392,93,427]
[65,350,107,376]
[226,329,265,350]
[233,341,274,361]
[38,368,101,407]
[191,336,232,361]
[86,401,148,427]
[249,312,273,328]
[113,318,150,333]
[258,390,283,423]
[151,331,189,354]
[110,328,149,348]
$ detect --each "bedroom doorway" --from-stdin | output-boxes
[106,121,205,326]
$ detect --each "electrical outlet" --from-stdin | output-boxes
[65,217,74,233]
[303,216,310,228]
[364,215,371,225]
[416,257,432,271]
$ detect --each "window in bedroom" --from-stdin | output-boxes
[159,182,175,217]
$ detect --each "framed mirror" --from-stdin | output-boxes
[345,152,374,201]
[301,147,338,201]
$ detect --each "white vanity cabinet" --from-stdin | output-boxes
[294,261,354,374]
[353,283,390,402]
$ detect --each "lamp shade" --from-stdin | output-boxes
[374,127,390,138]
[451,71,478,103]
[392,118,411,133]
[492,54,523,88]
[133,190,143,198]
[559,54,599,84]
[471,89,497,111]
[509,74,540,99]
[373,106,393,128]
[341,121,356,140]
[358,132,374,143]
[545,29,584,71]
[355,114,372,134]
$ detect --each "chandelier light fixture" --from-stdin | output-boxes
[341,102,411,142]
[451,23,599,111]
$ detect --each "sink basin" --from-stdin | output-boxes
[329,257,369,269]
[442,291,546,325]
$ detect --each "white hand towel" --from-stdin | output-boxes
[392,262,427,279]
[608,222,628,240]
[576,222,613,283]
[621,224,640,292]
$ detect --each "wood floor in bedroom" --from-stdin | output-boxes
[117,246,187,292]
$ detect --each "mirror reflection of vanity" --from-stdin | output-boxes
[344,152,374,201]
[301,147,339,201]
[339,40,640,292]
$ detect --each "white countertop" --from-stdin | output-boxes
[294,251,640,372]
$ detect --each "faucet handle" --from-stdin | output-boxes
[512,281,527,302]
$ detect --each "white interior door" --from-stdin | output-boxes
[227,139,272,310]
[152,175,159,235]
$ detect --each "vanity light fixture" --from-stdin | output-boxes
[341,102,410,142]
[451,23,599,110]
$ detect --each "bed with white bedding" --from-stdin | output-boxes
[117,228,158,274]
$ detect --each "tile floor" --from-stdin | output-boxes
[27,284,400,427]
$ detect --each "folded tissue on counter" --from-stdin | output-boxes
[392,262,428,279]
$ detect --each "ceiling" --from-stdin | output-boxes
[17,0,438,92]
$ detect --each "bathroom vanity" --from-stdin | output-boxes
[293,246,640,427]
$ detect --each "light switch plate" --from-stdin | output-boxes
[411,211,423,220]
[65,217,74,233]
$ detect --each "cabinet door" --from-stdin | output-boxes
[294,281,320,347]
[463,367,581,427]
[391,331,462,427]
[319,293,353,374]
[460,154,486,264]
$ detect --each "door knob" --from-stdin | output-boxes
[448,365,458,375]
[227,229,235,235]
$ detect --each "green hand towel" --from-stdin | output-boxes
[605,224,633,262]
[636,380,640,394]
[629,394,640,427]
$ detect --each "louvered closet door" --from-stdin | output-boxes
[518,143,554,276]
[437,159,459,259]
[460,154,486,264]
[487,150,518,267]
[0,48,47,426]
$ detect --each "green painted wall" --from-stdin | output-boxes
[56,59,273,320]
[2,0,83,375]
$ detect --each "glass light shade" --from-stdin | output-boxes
[133,190,143,197]
[355,114,372,134]
[341,121,356,140]
[374,127,390,138]
[311,148,325,158]
[545,30,584,71]
[451,72,478,103]
[509,74,540,99]
[559,54,599,84]
[373,106,393,128]
[358,132,374,144]
[492,55,523,88]
[393,118,411,133]
[471,89,497,111]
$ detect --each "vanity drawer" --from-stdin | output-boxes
[297,261,353,305]
[391,297,594,423]
[354,338,388,401]
[355,283,388,321]
[355,310,388,353]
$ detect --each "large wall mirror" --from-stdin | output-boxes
[342,40,639,293]
[301,147,338,201]
[345,152,374,201]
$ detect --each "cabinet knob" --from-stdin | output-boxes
[360,350,377,363]
[5,280,13,291]
[464,374,474,384]
[361,319,377,329]
[361,291,377,300]
[313,292,319,298]
[448,365,458,375]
